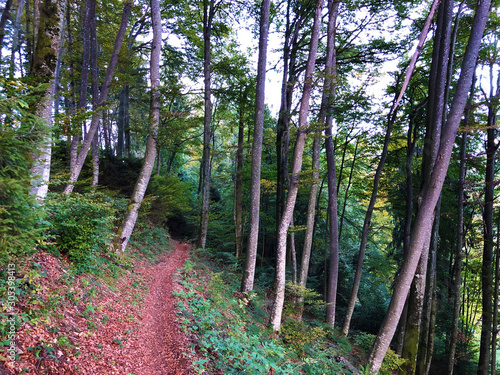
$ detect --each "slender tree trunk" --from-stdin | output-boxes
[29,0,66,199]
[269,0,323,332]
[198,0,215,249]
[298,134,320,292]
[117,87,129,158]
[234,94,245,258]
[395,104,422,355]
[447,78,474,375]
[91,130,99,186]
[342,0,440,336]
[342,94,398,336]
[275,0,291,232]
[492,215,500,375]
[51,13,65,119]
[319,0,341,327]
[401,2,452,372]
[416,201,440,375]
[367,1,491,371]
[338,136,359,241]
[110,0,161,253]
[477,93,497,375]
[8,0,25,78]
[0,0,13,52]
[63,0,132,194]
[241,0,271,292]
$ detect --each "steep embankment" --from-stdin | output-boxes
[1,240,193,374]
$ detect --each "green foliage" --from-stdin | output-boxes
[0,79,46,262]
[148,174,191,224]
[353,332,406,374]
[128,221,173,260]
[280,319,325,356]
[284,281,326,317]
[176,256,367,374]
[44,192,117,272]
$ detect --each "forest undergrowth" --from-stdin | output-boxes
[0,221,175,374]
[176,247,405,375]
[1,218,404,374]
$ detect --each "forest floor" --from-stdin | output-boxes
[1,239,195,374]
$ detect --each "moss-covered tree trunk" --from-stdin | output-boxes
[29,0,66,199]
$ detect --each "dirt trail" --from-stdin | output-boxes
[128,240,193,375]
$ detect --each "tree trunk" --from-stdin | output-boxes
[446,55,474,375]
[401,2,452,371]
[240,0,271,292]
[0,0,13,53]
[234,92,245,258]
[415,201,440,375]
[477,89,497,375]
[342,0,440,336]
[298,133,320,293]
[367,1,491,371]
[63,0,132,194]
[198,0,215,249]
[8,0,25,78]
[492,215,500,375]
[319,0,341,327]
[117,87,129,158]
[109,0,161,253]
[91,129,99,186]
[338,136,359,241]
[29,0,66,200]
[269,0,323,332]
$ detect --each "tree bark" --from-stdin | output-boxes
[241,0,271,292]
[234,91,246,258]
[401,2,452,372]
[319,0,341,327]
[477,83,497,375]
[0,0,14,57]
[63,0,132,194]
[298,133,320,293]
[110,0,161,253]
[342,0,440,337]
[367,1,491,371]
[492,215,500,375]
[447,131,468,375]
[29,0,66,200]
[198,0,215,249]
[269,0,323,332]
[338,136,359,241]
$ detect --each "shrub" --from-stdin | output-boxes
[0,78,46,261]
[45,192,117,272]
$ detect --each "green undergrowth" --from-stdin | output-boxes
[175,250,405,374]
[175,255,349,374]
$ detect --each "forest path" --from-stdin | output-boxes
[130,240,193,375]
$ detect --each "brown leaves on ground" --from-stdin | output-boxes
[1,240,193,374]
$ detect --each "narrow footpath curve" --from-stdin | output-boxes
[128,240,193,375]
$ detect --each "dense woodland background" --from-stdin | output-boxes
[0,0,499,373]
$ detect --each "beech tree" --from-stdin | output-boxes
[63,0,132,194]
[110,0,161,253]
[241,0,271,293]
[29,0,66,199]
[269,0,323,332]
[367,0,491,372]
